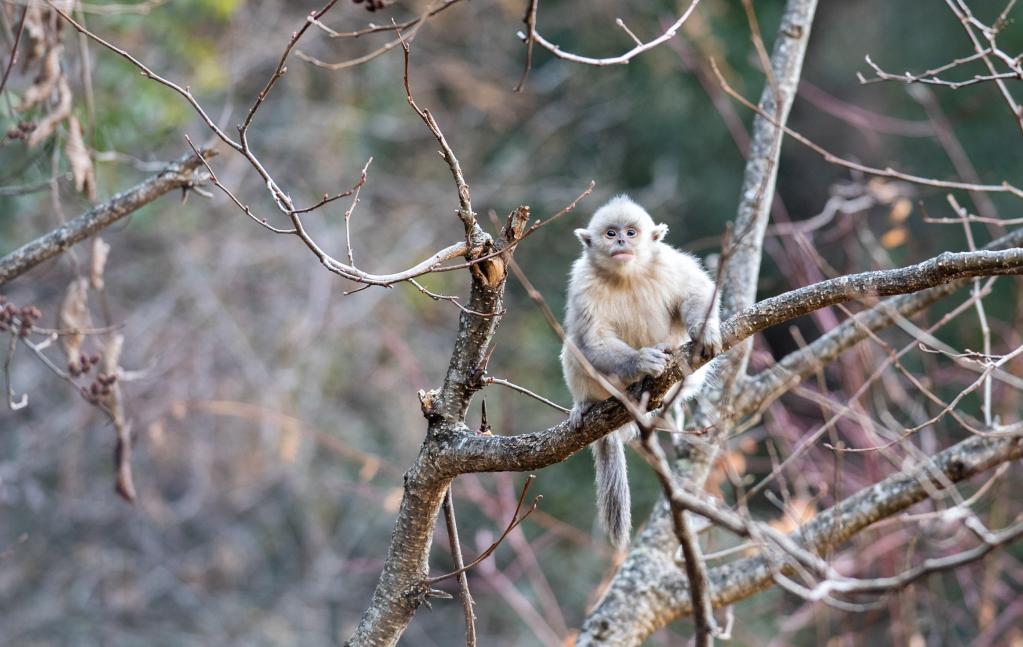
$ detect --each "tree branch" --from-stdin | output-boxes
[577,433,1023,646]
[735,225,1023,420]
[0,149,214,286]
[450,243,1023,474]
[346,208,531,647]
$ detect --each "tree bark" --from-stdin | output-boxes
[0,149,214,286]
[577,434,1022,646]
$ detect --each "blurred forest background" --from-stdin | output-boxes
[1,0,1022,645]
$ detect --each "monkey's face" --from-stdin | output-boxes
[575,202,668,275]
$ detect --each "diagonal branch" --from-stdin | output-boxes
[451,243,1023,474]
[0,150,214,286]
[577,433,1023,646]
[736,225,1023,420]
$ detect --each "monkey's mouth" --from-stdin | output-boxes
[610,250,633,260]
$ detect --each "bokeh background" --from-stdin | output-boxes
[2,0,1022,644]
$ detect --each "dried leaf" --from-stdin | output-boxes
[279,422,301,463]
[114,421,137,503]
[59,277,92,370]
[103,333,136,503]
[767,496,817,535]
[66,115,96,201]
[359,457,381,482]
[867,177,915,204]
[21,7,47,69]
[706,447,749,498]
[889,197,912,224]
[26,76,73,148]
[18,44,63,112]
[881,226,908,249]
[384,488,403,513]
[90,237,110,290]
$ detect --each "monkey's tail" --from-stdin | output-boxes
[592,429,631,548]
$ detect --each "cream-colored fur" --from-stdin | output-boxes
[560,195,721,548]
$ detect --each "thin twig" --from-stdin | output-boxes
[516,0,702,67]
[0,5,28,97]
[398,28,475,238]
[513,0,539,92]
[442,488,477,647]
[858,51,1020,89]
[482,376,570,414]
[238,0,341,139]
[435,181,594,274]
[307,0,464,39]
[426,475,542,584]
[710,58,1023,199]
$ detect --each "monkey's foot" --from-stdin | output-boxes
[692,325,723,361]
[569,404,591,429]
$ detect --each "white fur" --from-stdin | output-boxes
[560,195,721,547]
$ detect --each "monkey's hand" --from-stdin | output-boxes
[691,321,723,361]
[633,346,670,378]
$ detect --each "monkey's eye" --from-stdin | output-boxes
[625,228,638,237]
[605,229,617,238]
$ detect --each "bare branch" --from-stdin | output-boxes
[737,225,1023,420]
[399,30,475,237]
[712,60,1023,200]
[578,433,1023,645]
[441,489,476,647]
[516,0,702,67]
[726,248,1023,345]
[307,0,464,39]
[858,51,1020,89]
[513,0,539,92]
[454,241,1023,475]
[0,150,214,286]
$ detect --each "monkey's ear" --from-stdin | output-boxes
[575,228,592,247]
[652,223,669,241]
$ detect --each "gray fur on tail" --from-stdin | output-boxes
[592,430,631,548]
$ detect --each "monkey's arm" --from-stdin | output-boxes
[578,328,669,382]
[678,263,723,359]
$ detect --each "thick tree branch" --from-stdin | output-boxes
[0,150,214,286]
[726,248,1023,343]
[450,243,1023,473]
[346,209,530,647]
[577,433,1023,646]
[735,225,1023,419]
[717,0,817,364]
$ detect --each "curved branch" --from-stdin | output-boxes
[726,248,1023,343]
[450,244,1023,474]
[0,150,214,286]
[516,0,702,67]
[321,242,468,286]
[735,225,1023,419]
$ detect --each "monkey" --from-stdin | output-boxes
[560,195,722,549]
